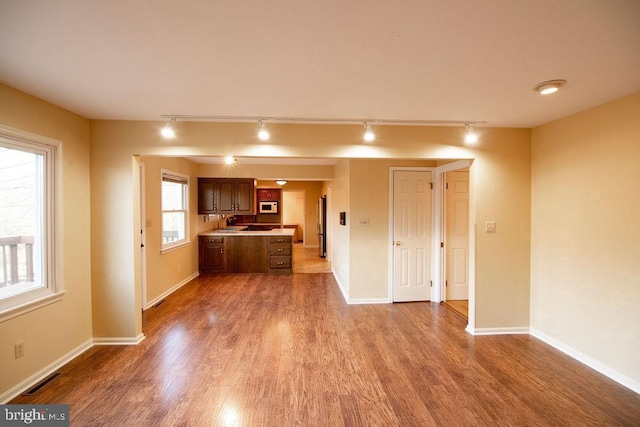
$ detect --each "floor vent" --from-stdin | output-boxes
[153,299,166,307]
[22,372,61,396]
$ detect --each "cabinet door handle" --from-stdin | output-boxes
[278,248,283,252]
[220,248,223,253]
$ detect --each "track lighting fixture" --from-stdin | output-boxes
[258,120,270,140]
[534,79,566,95]
[159,115,487,145]
[161,118,176,139]
[464,124,478,144]
[363,122,375,142]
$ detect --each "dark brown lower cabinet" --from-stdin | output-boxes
[199,234,292,274]
[199,236,225,273]
[225,236,269,273]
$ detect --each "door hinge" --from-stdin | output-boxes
[446,182,449,190]
[440,242,444,248]
[430,280,433,287]
[446,280,448,287]
[430,182,433,189]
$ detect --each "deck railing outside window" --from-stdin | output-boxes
[0,236,34,286]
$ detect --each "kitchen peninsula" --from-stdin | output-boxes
[198,227,294,274]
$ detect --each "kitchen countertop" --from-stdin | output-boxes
[199,227,295,237]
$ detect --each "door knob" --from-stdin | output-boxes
[394,241,401,246]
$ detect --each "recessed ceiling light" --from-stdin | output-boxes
[534,79,567,95]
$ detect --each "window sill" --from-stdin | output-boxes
[161,240,190,254]
[0,290,67,323]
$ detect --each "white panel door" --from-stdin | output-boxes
[445,171,469,301]
[393,170,432,302]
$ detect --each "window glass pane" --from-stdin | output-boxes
[162,181,184,210]
[162,212,185,243]
[0,146,44,293]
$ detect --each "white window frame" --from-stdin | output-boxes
[0,124,64,322]
[161,169,190,253]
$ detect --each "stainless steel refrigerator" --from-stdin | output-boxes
[317,196,327,258]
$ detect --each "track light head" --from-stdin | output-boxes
[161,118,176,139]
[258,120,270,140]
[363,122,375,142]
[464,124,478,144]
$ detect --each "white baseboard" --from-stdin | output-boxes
[93,333,146,346]
[530,328,640,395]
[331,268,350,304]
[348,297,391,305]
[144,272,199,310]
[330,268,391,304]
[0,338,94,404]
[466,326,530,335]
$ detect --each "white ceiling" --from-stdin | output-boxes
[1,0,639,128]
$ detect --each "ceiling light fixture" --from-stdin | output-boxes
[464,124,478,144]
[275,180,288,185]
[160,118,176,139]
[257,120,270,140]
[534,79,567,95]
[363,122,375,142]
[224,156,235,165]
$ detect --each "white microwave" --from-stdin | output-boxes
[259,201,278,214]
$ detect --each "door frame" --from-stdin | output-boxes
[138,162,147,311]
[388,161,475,330]
[434,160,474,329]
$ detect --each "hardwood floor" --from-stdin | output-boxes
[444,299,468,319]
[11,274,640,426]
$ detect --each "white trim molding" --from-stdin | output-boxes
[93,334,146,346]
[0,338,94,404]
[466,326,530,335]
[144,272,198,310]
[530,328,640,394]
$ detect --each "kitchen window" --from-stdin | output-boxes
[0,125,63,321]
[161,170,189,252]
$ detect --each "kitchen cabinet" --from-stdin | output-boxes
[198,231,293,274]
[256,188,281,201]
[199,236,225,273]
[268,235,292,273]
[198,178,255,214]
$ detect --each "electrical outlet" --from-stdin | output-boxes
[15,341,24,359]
[358,218,370,227]
[485,221,496,233]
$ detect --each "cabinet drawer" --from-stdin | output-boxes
[270,243,291,256]
[269,236,292,244]
[201,237,224,243]
[270,256,291,269]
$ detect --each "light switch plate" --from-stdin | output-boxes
[485,221,496,233]
[358,218,370,227]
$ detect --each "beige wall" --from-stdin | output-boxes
[139,156,200,306]
[0,84,92,397]
[89,121,531,340]
[531,92,640,385]
[348,159,437,300]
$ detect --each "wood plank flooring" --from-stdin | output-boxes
[444,299,468,319]
[11,273,640,426]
